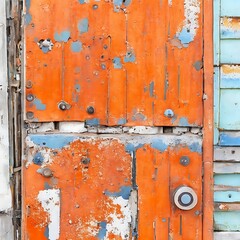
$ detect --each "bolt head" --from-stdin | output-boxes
[87,106,95,114]
[42,168,53,178]
[26,94,34,102]
[180,156,190,166]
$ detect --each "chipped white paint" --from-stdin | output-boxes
[59,122,87,133]
[0,1,11,212]
[106,196,132,239]
[176,0,200,45]
[168,0,173,6]
[129,126,160,135]
[172,127,189,135]
[28,122,55,133]
[38,189,61,240]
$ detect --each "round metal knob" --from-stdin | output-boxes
[173,186,198,210]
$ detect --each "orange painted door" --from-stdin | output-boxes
[23,0,204,239]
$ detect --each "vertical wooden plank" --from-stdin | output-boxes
[214,0,220,66]
[214,67,219,145]
[136,146,170,240]
[203,1,214,240]
[0,0,11,211]
[0,1,13,239]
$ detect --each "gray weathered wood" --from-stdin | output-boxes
[215,147,240,162]
[215,203,240,211]
[214,162,240,174]
[214,232,240,240]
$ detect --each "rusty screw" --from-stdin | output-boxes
[42,168,53,178]
[81,157,90,165]
[26,94,34,102]
[87,106,95,114]
[180,156,190,166]
[26,111,34,119]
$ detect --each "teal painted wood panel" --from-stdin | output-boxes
[221,0,240,17]
[219,89,240,130]
[215,174,240,187]
[214,0,220,65]
[221,18,240,39]
[214,67,220,144]
[214,212,240,231]
[214,191,240,203]
[220,66,240,89]
[221,40,240,64]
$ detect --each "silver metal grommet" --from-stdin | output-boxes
[173,186,198,210]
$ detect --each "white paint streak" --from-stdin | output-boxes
[168,0,173,6]
[38,189,61,240]
[176,0,200,44]
[106,196,132,239]
[0,1,11,211]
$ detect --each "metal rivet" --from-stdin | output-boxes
[180,156,190,166]
[164,109,174,118]
[103,44,108,49]
[42,168,53,178]
[26,80,32,89]
[92,4,98,9]
[26,111,34,119]
[86,55,90,60]
[26,94,34,102]
[58,101,70,111]
[87,106,94,114]
[81,157,90,165]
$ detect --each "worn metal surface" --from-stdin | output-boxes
[24,0,203,126]
[22,133,202,239]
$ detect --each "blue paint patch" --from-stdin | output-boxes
[124,52,136,63]
[33,98,46,110]
[104,186,132,200]
[149,81,154,97]
[44,182,52,190]
[33,152,44,165]
[179,117,190,126]
[125,143,144,153]
[124,0,132,6]
[113,57,122,69]
[188,142,202,153]
[44,225,49,239]
[75,84,81,92]
[85,118,100,126]
[30,135,77,149]
[97,221,107,239]
[177,28,194,46]
[113,0,123,6]
[54,30,70,42]
[25,0,32,25]
[151,139,168,152]
[132,112,146,121]
[71,41,82,52]
[41,46,50,54]
[220,133,240,146]
[25,13,32,25]
[78,18,89,34]
[78,0,86,3]
[118,118,126,125]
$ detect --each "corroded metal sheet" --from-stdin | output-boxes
[23,134,202,239]
[25,0,203,126]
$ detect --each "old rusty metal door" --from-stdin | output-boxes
[23,0,204,239]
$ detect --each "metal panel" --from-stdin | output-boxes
[23,133,202,239]
[25,0,203,126]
